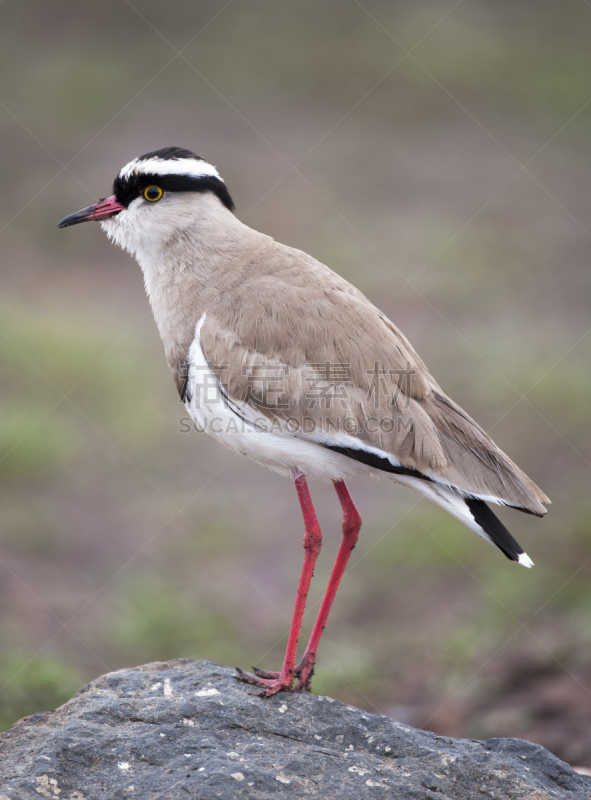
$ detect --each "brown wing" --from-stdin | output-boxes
[199,242,549,515]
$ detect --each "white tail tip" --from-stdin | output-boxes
[518,552,534,568]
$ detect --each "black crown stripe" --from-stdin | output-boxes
[135,146,204,162]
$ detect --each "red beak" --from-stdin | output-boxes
[57,195,125,228]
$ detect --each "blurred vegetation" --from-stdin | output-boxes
[0,651,83,733]
[0,0,590,766]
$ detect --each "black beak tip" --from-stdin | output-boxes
[57,209,92,229]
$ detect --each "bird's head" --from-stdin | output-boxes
[57,146,235,257]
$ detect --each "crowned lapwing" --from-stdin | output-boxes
[58,146,549,696]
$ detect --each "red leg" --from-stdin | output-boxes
[294,479,361,692]
[236,471,323,697]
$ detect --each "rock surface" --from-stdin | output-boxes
[0,660,589,799]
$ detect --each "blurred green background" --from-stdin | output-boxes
[1,0,590,766]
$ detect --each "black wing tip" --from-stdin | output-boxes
[465,497,531,564]
[323,443,537,567]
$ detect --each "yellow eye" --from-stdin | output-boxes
[143,185,163,202]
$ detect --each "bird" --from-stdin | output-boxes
[58,146,550,697]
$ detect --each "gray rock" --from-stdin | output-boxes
[0,659,589,799]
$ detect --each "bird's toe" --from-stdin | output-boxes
[235,666,295,696]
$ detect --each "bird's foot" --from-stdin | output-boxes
[236,656,316,697]
[235,666,296,697]
[293,652,315,693]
